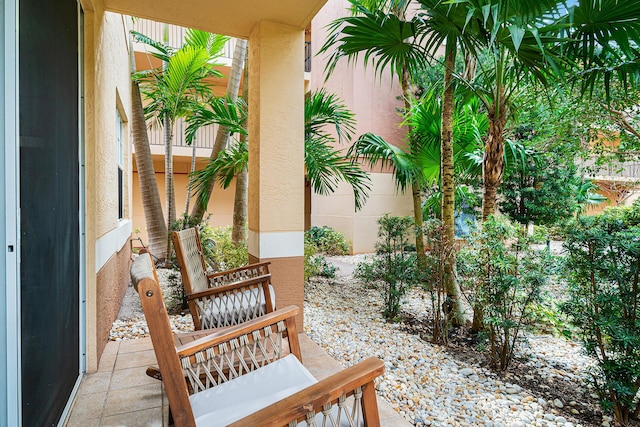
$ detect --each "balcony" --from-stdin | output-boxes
[132,19,236,60]
[132,19,312,152]
[132,19,312,72]
[582,152,640,182]
[146,117,216,151]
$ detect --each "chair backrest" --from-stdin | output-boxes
[172,228,210,294]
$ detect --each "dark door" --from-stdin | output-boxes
[19,0,80,425]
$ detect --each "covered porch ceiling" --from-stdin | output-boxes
[103,0,326,38]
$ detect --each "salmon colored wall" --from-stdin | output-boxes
[312,173,413,253]
[308,0,413,253]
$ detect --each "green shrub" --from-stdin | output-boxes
[561,201,640,425]
[164,270,187,315]
[305,226,350,255]
[207,225,248,271]
[304,235,336,280]
[458,216,548,370]
[355,215,418,320]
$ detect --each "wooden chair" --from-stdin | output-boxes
[172,227,275,330]
[131,253,385,427]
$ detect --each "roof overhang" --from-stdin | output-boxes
[103,0,327,38]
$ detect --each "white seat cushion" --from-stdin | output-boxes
[190,354,317,426]
[200,284,276,327]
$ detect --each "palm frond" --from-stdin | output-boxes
[184,29,230,62]
[131,30,173,62]
[185,96,247,145]
[348,132,415,191]
[305,89,356,143]
[319,0,427,81]
[305,137,371,211]
[191,140,248,192]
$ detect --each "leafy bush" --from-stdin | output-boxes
[207,225,248,271]
[304,235,336,280]
[561,201,640,424]
[305,226,350,255]
[355,215,418,320]
[164,270,187,315]
[458,216,547,370]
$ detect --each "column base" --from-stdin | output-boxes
[250,254,304,329]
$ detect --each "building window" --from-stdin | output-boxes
[116,109,124,220]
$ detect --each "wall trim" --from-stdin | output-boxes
[95,220,131,273]
[248,230,303,259]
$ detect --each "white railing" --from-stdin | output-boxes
[146,117,217,150]
[581,153,640,181]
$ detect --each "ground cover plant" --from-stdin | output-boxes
[562,201,640,425]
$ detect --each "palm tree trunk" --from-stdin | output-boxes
[474,93,507,333]
[191,38,248,223]
[441,48,465,327]
[184,133,197,217]
[401,63,427,269]
[129,33,167,259]
[232,44,250,244]
[232,165,248,243]
[482,98,507,220]
[164,119,176,261]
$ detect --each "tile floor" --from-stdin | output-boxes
[65,334,411,426]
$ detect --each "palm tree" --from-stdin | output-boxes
[188,89,372,225]
[129,32,167,259]
[449,0,640,220]
[321,0,481,324]
[190,38,248,224]
[134,29,228,259]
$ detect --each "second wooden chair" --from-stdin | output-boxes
[172,227,276,330]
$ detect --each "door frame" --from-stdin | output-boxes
[3,0,21,424]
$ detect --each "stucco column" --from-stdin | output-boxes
[248,21,305,327]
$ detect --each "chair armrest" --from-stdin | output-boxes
[229,357,385,427]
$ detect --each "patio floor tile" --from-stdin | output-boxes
[103,383,162,417]
[114,349,157,370]
[100,407,164,427]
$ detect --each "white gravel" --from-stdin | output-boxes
[303,268,603,427]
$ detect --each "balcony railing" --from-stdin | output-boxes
[581,152,640,181]
[134,19,312,149]
[147,117,216,150]
[133,19,312,72]
[305,41,311,72]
